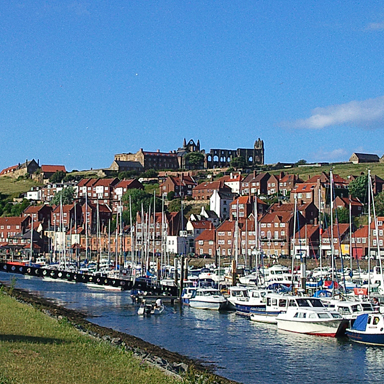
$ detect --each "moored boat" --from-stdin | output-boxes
[346,313,384,346]
[189,287,228,310]
[276,307,348,337]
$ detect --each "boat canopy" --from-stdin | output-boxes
[352,314,368,332]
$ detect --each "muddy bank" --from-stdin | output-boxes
[1,283,239,384]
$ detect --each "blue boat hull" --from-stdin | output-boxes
[346,330,384,346]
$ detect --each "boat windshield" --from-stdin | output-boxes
[296,299,311,307]
[307,298,324,308]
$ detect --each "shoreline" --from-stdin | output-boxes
[0,281,239,384]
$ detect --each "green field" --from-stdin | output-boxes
[0,290,181,384]
[0,177,41,197]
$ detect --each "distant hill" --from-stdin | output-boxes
[268,162,384,180]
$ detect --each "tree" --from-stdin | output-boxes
[118,170,139,180]
[185,152,205,169]
[168,198,181,212]
[50,187,75,206]
[49,170,66,183]
[348,175,368,204]
[333,207,349,224]
[141,169,158,178]
[375,191,384,216]
[167,191,175,201]
[295,159,307,166]
[121,189,162,223]
[230,156,246,169]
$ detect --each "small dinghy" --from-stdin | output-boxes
[137,299,165,316]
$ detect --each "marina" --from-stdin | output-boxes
[2,270,384,384]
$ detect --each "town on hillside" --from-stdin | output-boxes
[1,139,384,266]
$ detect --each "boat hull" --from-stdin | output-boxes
[250,312,279,324]
[277,319,346,337]
[346,330,384,346]
[189,299,227,310]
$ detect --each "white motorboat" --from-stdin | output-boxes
[227,286,250,310]
[276,307,348,337]
[321,297,375,325]
[189,288,228,310]
[250,294,327,325]
[234,288,271,316]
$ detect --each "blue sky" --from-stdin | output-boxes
[1,1,384,172]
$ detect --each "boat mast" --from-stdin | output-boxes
[291,195,297,293]
[349,196,353,271]
[85,193,89,263]
[129,195,134,266]
[368,170,371,297]
[29,215,34,264]
[254,196,258,271]
[370,173,383,290]
[318,191,322,276]
[96,199,100,271]
[330,170,335,283]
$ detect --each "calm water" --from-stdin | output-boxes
[1,272,384,384]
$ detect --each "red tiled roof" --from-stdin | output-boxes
[192,221,213,230]
[217,220,236,231]
[352,226,368,238]
[115,179,140,188]
[230,195,251,206]
[194,181,226,191]
[260,211,293,223]
[0,217,26,226]
[168,175,196,187]
[296,224,319,239]
[0,164,19,175]
[93,178,119,187]
[292,183,317,193]
[195,229,216,241]
[336,197,363,206]
[322,224,350,238]
[41,165,67,173]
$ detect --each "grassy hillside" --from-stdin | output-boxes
[269,162,384,180]
[0,176,41,197]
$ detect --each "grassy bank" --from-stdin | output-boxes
[0,290,182,384]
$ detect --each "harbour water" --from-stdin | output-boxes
[1,272,384,384]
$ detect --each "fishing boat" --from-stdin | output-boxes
[346,313,384,345]
[189,287,228,310]
[276,306,348,337]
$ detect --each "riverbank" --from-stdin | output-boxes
[0,282,238,384]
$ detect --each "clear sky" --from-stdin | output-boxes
[1,1,384,172]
